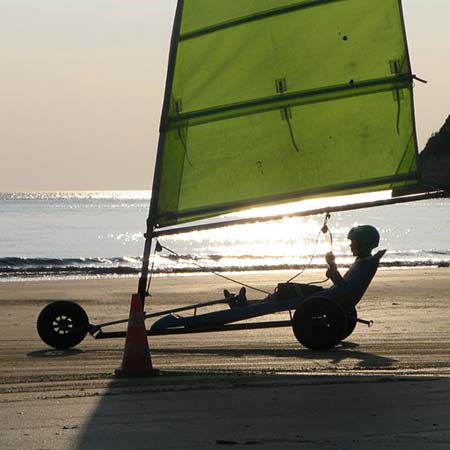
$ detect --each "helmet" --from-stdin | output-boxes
[347,225,380,255]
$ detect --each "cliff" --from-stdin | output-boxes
[418,115,450,191]
[393,115,450,196]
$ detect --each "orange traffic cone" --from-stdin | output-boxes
[115,294,159,377]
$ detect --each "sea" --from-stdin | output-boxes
[1,191,449,282]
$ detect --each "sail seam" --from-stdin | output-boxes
[180,0,344,42]
[164,75,412,130]
[160,173,418,221]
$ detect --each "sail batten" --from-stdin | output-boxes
[152,0,420,228]
[165,75,413,131]
[160,172,417,222]
[180,0,344,41]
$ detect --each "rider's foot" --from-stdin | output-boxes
[224,288,248,308]
[224,289,238,308]
[237,287,248,306]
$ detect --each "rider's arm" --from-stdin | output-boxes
[325,252,345,286]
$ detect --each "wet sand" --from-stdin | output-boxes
[1,268,449,449]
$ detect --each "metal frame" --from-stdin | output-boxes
[93,315,372,340]
[88,295,296,340]
[94,320,294,340]
[87,284,374,341]
[90,303,372,341]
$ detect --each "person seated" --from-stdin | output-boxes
[325,224,380,287]
[274,224,381,302]
[225,225,381,308]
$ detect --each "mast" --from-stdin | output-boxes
[138,0,184,306]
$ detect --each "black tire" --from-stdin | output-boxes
[341,306,357,341]
[37,301,89,349]
[292,297,347,350]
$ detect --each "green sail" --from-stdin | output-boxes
[154,0,419,228]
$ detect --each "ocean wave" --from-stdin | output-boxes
[429,250,450,256]
[0,191,151,201]
[1,256,449,280]
[0,256,140,267]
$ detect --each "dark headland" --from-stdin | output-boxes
[394,115,450,195]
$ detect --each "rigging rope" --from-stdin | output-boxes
[285,110,300,152]
[155,242,271,295]
[153,212,333,295]
[285,212,332,283]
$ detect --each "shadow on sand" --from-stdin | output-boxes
[66,340,449,450]
[27,348,84,358]
[71,370,447,450]
[26,342,395,367]
[148,341,397,368]
[23,343,445,449]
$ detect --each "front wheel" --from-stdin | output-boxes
[292,297,346,350]
[37,301,90,349]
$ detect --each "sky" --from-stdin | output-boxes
[1,0,449,191]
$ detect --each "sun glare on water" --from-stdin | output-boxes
[163,191,392,269]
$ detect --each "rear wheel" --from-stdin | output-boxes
[37,301,89,349]
[292,297,346,350]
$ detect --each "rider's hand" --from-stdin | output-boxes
[325,251,335,265]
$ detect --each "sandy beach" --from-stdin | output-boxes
[1,268,449,449]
